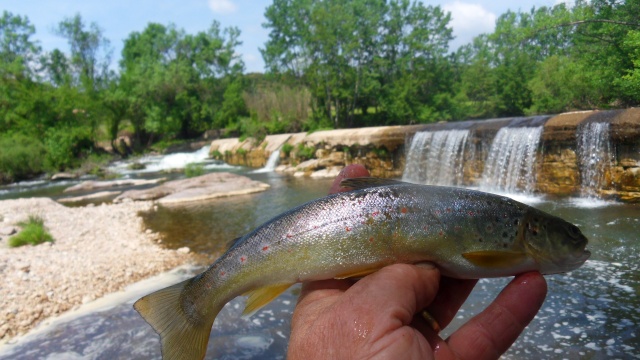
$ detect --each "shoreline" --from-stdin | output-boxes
[0,197,193,342]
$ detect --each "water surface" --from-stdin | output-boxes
[1,173,638,359]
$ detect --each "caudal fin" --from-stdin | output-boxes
[134,279,220,360]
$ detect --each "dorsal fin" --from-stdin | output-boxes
[226,236,243,250]
[340,177,408,190]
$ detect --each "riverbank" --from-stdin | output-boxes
[0,198,193,342]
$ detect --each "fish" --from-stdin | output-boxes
[134,178,590,360]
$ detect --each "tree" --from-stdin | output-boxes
[262,0,453,127]
[120,21,244,143]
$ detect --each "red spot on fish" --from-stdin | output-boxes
[372,211,380,217]
[423,225,429,231]
[439,230,444,237]
[401,207,408,214]
[369,237,374,242]
[435,210,441,216]
[220,271,226,277]
[446,207,452,213]
[286,234,293,238]
[346,226,351,232]
[240,256,246,263]
[468,211,475,216]
[262,246,269,251]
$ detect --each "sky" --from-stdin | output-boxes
[2,0,567,73]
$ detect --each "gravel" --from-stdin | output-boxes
[0,198,192,342]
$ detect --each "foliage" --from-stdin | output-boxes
[184,163,205,178]
[262,0,453,127]
[281,143,294,157]
[295,143,316,161]
[9,215,54,247]
[2,2,640,185]
[0,133,45,183]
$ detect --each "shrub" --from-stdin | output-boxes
[0,133,46,183]
[281,143,294,157]
[184,163,205,178]
[296,143,316,161]
[44,126,94,171]
[9,215,54,247]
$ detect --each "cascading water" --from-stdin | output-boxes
[402,129,470,186]
[576,122,613,198]
[479,126,543,194]
[251,148,281,173]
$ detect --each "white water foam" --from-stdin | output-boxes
[109,146,225,174]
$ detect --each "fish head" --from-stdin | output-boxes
[521,210,591,274]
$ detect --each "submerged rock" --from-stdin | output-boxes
[115,172,270,204]
[64,178,165,193]
[57,191,122,204]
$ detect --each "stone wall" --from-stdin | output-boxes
[209,108,640,202]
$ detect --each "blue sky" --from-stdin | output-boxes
[2,0,565,73]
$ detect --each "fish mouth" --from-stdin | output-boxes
[568,249,591,266]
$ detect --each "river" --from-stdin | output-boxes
[0,155,638,359]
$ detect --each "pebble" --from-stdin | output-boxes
[0,197,192,342]
[177,246,190,254]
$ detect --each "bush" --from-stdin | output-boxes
[9,215,54,247]
[44,126,95,171]
[281,143,294,157]
[184,163,205,178]
[296,143,316,161]
[0,134,46,184]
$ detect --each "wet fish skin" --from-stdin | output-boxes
[134,178,590,360]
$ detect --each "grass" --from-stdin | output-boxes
[184,163,205,178]
[9,215,54,247]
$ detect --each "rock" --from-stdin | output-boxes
[57,191,122,204]
[115,172,270,204]
[0,226,17,236]
[310,167,343,178]
[64,178,165,193]
[177,247,190,254]
[51,173,78,181]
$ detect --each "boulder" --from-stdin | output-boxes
[64,178,165,193]
[57,191,122,204]
[115,172,270,204]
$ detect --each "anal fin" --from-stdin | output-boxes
[243,283,293,316]
[462,250,527,268]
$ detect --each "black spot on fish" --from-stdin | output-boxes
[503,243,508,248]
[514,219,520,226]
[502,231,509,238]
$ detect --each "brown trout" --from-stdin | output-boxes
[134,178,590,360]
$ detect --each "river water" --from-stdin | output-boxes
[1,163,639,359]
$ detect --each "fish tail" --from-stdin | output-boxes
[134,279,220,360]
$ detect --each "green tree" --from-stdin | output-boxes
[262,0,453,127]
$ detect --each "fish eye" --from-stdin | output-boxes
[567,224,582,240]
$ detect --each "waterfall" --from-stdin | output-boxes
[480,126,543,194]
[251,148,281,173]
[576,122,613,198]
[402,129,470,186]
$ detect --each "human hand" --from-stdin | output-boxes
[287,164,548,359]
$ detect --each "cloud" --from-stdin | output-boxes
[208,0,237,14]
[443,1,497,48]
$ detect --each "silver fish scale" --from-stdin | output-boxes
[206,184,530,293]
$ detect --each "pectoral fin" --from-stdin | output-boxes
[243,283,293,315]
[334,266,382,279]
[462,250,527,268]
